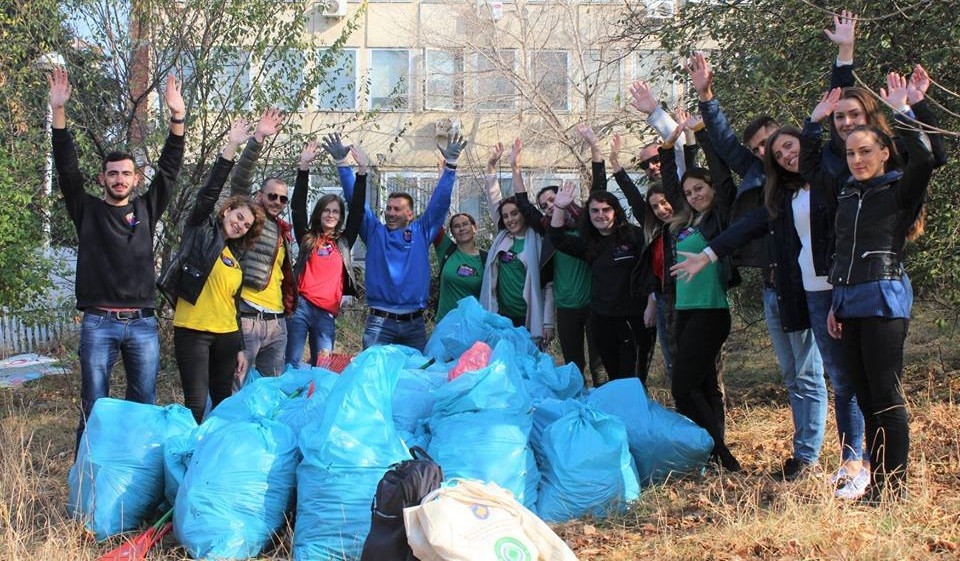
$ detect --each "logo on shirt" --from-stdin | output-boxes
[220,252,237,268]
[456,264,479,277]
[499,250,517,263]
[124,212,140,229]
[316,242,333,257]
[612,243,637,261]
[402,228,413,243]
[676,226,699,243]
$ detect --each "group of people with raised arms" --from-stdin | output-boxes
[51,8,942,506]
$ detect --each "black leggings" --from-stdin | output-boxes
[174,327,241,424]
[840,316,909,492]
[672,308,731,456]
[556,306,606,383]
[589,312,656,385]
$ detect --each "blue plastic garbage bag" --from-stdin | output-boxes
[274,367,340,437]
[173,418,299,560]
[393,367,448,436]
[535,405,640,522]
[68,398,196,540]
[427,340,539,510]
[425,296,539,361]
[587,379,713,484]
[162,416,230,507]
[530,398,584,448]
[294,346,412,561]
[517,352,584,401]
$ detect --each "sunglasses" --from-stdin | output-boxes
[265,192,289,204]
[639,155,661,170]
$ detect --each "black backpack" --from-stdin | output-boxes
[360,447,444,561]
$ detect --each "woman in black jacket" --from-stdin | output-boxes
[159,119,266,423]
[800,74,936,502]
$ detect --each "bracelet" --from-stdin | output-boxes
[170,116,186,124]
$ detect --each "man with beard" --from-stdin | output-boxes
[49,67,185,451]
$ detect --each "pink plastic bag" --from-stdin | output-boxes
[447,341,492,381]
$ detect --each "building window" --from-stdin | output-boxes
[205,47,251,110]
[424,49,464,111]
[531,50,569,111]
[475,50,516,111]
[317,48,358,111]
[584,50,622,112]
[255,47,307,111]
[369,49,411,110]
[634,49,676,103]
[646,0,675,19]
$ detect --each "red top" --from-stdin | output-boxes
[652,234,665,288]
[298,237,345,315]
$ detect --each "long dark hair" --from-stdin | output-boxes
[303,193,346,249]
[496,196,526,231]
[578,191,632,261]
[762,127,807,220]
[668,167,714,234]
[829,87,897,161]
[642,181,669,242]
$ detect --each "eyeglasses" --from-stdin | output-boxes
[265,193,289,204]
[638,155,661,170]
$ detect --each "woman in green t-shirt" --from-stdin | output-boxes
[662,118,741,472]
[433,213,486,322]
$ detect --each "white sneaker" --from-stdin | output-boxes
[835,468,870,500]
[829,466,849,486]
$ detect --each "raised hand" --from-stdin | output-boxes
[438,133,468,165]
[824,9,857,48]
[163,74,186,118]
[254,107,284,142]
[629,80,658,115]
[609,133,623,170]
[665,106,693,144]
[553,180,577,211]
[509,137,522,170]
[811,87,842,122]
[227,118,250,146]
[907,64,930,105]
[487,142,504,171]
[48,67,72,110]
[879,72,909,109]
[576,122,599,148]
[685,52,713,99]
[350,144,370,175]
[320,132,351,162]
[299,140,319,170]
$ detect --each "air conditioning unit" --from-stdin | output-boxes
[318,0,347,18]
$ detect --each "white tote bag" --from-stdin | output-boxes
[403,479,578,561]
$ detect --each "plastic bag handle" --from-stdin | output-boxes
[420,479,523,519]
[409,446,434,462]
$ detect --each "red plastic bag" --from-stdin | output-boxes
[447,342,492,381]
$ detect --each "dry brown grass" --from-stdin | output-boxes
[1,302,958,560]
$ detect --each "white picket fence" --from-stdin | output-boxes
[0,308,78,357]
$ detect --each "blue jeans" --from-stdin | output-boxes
[239,315,287,385]
[655,294,674,382]
[805,289,865,462]
[77,312,159,448]
[763,287,827,464]
[285,296,336,367]
[362,314,426,352]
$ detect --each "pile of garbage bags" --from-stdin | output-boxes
[69,296,713,558]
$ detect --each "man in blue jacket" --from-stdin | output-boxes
[322,133,467,351]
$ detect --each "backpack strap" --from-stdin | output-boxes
[409,446,435,462]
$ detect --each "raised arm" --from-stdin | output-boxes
[688,52,756,178]
[800,88,844,197]
[905,64,948,168]
[825,9,857,88]
[609,133,646,223]
[880,73,936,206]
[548,182,588,259]
[658,125,685,213]
[421,133,467,238]
[230,107,283,196]
[484,142,505,224]
[292,140,318,241]
[630,80,686,178]
[187,121,246,227]
[508,138,547,234]
[146,74,188,225]
[343,145,369,247]
[48,67,86,222]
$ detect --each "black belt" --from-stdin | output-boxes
[86,308,155,320]
[240,311,285,320]
[369,308,423,321]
